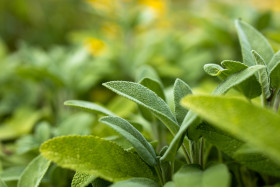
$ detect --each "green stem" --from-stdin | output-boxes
[199,137,204,169]
[170,161,174,177]
[155,165,164,186]
[182,144,192,164]
[190,141,200,164]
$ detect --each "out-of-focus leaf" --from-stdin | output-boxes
[110,178,158,187]
[71,172,96,187]
[0,178,7,187]
[268,50,280,72]
[40,136,156,182]
[0,167,25,181]
[18,155,51,187]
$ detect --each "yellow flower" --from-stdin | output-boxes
[84,38,107,56]
[101,22,121,39]
[139,0,167,17]
[252,0,280,12]
[86,0,115,14]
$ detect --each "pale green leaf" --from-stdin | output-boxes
[235,20,274,67]
[64,100,115,116]
[40,136,156,182]
[0,178,7,187]
[181,95,280,165]
[167,164,230,187]
[100,116,157,166]
[252,50,271,99]
[18,155,51,187]
[173,79,192,124]
[203,64,225,77]
[71,172,96,187]
[103,81,179,135]
[0,167,25,181]
[110,178,158,187]
[268,50,280,72]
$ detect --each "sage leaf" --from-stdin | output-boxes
[71,172,96,187]
[103,81,179,135]
[18,155,51,187]
[173,79,192,124]
[268,50,280,72]
[0,178,7,187]
[167,164,230,187]
[252,50,271,99]
[0,167,25,181]
[64,100,115,116]
[100,116,157,166]
[40,135,156,182]
[181,95,280,165]
[235,20,274,67]
[270,60,280,89]
[110,178,158,187]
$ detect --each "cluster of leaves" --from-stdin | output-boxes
[5,20,278,187]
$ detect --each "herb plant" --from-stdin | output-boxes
[3,20,280,187]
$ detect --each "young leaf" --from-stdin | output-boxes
[71,172,96,187]
[99,116,157,166]
[40,136,156,182]
[103,81,179,135]
[64,100,115,116]
[181,95,280,165]
[235,20,274,67]
[110,178,158,187]
[18,155,51,187]
[204,64,225,77]
[167,164,230,187]
[252,50,271,99]
[173,79,192,124]
[213,65,264,96]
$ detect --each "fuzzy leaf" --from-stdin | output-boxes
[71,172,96,187]
[235,20,274,67]
[252,50,271,99]
[173,79,192,124]
[167,164,230,187]
[64,100,115,116]
[181,95,280,165]
[18,155,51,187]
[110,178,158,187]
[103,81,179,135]
[100,116,157,166]
[203,64,225,77]
[268,50,280,72]
[40,136,156,182]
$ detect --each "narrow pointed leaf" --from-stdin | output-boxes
[64,100,115,116]
[181,95,280,164]
[110,178,158,187]
[252,50,271,99]
[18,155,51,187]
[174,79,192,124]
[100,116,157,166]
[235,20,274,67]
[103,81,179,135]
[71,172,96,187]
[40,136,156,182]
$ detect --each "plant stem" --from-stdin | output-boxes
[199,137,204,169]
[182,144,192,164]
[190,140,200,164]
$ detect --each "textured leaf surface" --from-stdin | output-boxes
[252,50,271,99]
[167,164,230,187]
[110,178,158,187]
[173,79,192,124]
[182,95,280,164]
[18,155,51,187]
[235,20,274,67]
[40,136,156,182]
[71,172,96,187]
[103,81,179,135]
[100,116,157,166]
[64,100,115,116]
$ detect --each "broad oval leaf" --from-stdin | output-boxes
[173,79,192,124]
[40,136,156,182]
[110,178,158,187]
[235,20,274,67]
[99,116,157,166]
[64,100,115,116]
[181,95,280,165]
[71,172,96,187]
[203,64,225,77]
[18,155,51,187]
[103,81,179,135]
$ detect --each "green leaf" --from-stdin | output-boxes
[167,164,230,187]
[18,155,51,187]
[64,100,115,116]
[270,57,280,89]
[268,50,280,72]
[173,79,192,124]
[0,178,7,187]
[203,64,225,77]
[0,167,25,181]
[100,116,157,166]
[40,136,156,182]
[110,178,158,187]
[71,172,96,187]
[103,81,179,135]
[181,95,280,165]
[235,20,274,67]
[252,50,271,99]
[213,65,264,96]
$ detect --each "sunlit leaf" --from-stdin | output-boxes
[71,172,96,187]
[110,178,158,187]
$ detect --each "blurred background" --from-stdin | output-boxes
[0,0,280,186]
